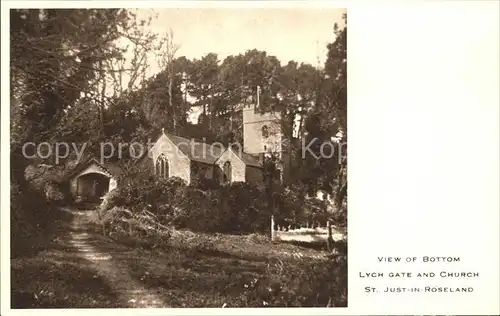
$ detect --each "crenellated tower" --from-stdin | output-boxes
[242,86,290,183]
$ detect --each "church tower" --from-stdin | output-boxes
[243,86,289,183]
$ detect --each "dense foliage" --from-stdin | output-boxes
[100,175,340,236]
[102,178,267,234]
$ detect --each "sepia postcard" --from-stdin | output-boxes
[1,1,499,316]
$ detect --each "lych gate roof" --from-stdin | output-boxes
[64,158,122,181]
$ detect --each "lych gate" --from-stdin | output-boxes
[68,159,118,203]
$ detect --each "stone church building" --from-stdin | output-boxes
[147,99,288,185]
[67,95,288,202]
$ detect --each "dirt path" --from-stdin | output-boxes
[67,210,167,308]
[11,208,170,308]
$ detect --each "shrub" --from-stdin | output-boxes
[170,182,269,234]
[108,176,188,216]
[191,177,220,191]
[246,233,270,244]
[151,177,189,223]
[11,182,71,258]
[171,188,217,232]
[169,230,217,255]
[99,189,121,213]
[102,206,172,249]
[110,173,337,236]
[11,184,42,258]
[44,181,66,204]
[221,182,269,233]
[243,254,347,307]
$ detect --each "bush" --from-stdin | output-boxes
[170,188,217,232]
[191,177,220,191]
[169,230,217,255]
[271,185,332,229]
[108,177,269,235]
[106,176,188,219]
[243,254,347,307]
[99,189,121,213]
[11,184,42,258]
[24,164,70,205]
[44,181,67,204]
[11,182,72,258]
[221,183,269,233]
[102,206,172,249]
[170,182,269,234]
[110,174,340,236]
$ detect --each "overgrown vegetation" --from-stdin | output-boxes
[100,176,339,236]
[94,175,347,307]
[10,182,73,258]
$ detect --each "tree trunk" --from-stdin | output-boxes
[98,60,106,137]
[326,220,334,252]
[169,73,175,132]
[209,87,214,131]
[335,160,347,209]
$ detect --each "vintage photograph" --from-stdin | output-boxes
[10,7,347,308]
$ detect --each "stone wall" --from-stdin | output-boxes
[150,133,191,184]
[215,148,246,183]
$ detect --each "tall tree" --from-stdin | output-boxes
[155,29,180,132]
[300,13,347,224]
[188,53,220,130]
[10,9,134,182]
[324,13,347,215]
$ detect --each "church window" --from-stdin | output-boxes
[155,154,169,179]
[223,161,232,184]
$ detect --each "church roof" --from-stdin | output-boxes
[145,129,264,167]
[229,148,262,168]
[166,133,225,164]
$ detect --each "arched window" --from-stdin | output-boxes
[262,125,269,138]
[155,154,169,179]
[223,161,232,184]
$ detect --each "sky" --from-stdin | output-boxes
[129,8,346,122]
[136,8,345,71]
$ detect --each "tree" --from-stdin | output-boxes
[324,13,347,220]
[10,9,137,180]
[188,53,220,130]
[105,10,158,95]
[155,29,181,132]
[9,9,149,257]
[280,13,347,231]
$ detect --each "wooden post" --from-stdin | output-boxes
[326,220,334,252]
[271,215,277,241]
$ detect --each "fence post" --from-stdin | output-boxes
[271,215,277,241]
[326,220,334,252]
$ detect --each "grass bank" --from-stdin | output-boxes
[12,208,347,308]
